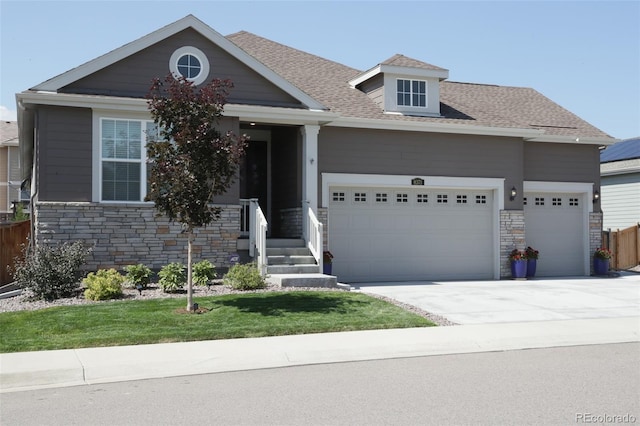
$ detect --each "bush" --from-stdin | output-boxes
[83,269,125,301]
[124,264,153,289]
[223,263,266,290]
[158,262,186,292]
[193,259,217,286]
[13,241,91,301]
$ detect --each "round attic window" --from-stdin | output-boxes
[169,46,209,85]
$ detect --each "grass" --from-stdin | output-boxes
[0,291,435,353]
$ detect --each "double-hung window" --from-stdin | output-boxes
[397,79,426,107]
[100,118,158,202]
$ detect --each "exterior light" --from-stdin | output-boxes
[510,186,517,201]
[593,190,600,203]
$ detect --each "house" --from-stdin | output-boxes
[16,15,614,282]
[600,137,640,230]
[0,121,23,221]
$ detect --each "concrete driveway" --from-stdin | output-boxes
[352,273,640,324]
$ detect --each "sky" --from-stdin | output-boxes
[1,0,639,140]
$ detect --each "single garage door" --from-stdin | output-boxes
[329,187,494,282]
[524,193,586,276]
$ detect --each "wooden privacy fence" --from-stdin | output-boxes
[602,224,640,270]
[0,220,30,285]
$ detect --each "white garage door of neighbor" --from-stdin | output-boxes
[524,193,586,276]
[329,187,494,283]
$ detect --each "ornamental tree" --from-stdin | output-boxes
[146,74,247,311]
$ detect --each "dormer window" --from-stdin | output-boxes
[397,79,426,108]
[349,54,449,117]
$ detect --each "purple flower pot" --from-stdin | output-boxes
[593,258,609,276]
[511,260,527,279]
[526,259,537,278]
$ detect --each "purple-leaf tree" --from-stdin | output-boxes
[146,74,247,311]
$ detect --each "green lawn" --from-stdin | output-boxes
[0,291,435,353]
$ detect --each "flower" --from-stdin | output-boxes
[594,247,612,260]
[525,246,539,260]
[509,249,528,261]
[323,251,334,263]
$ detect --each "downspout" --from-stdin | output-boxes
[17,99,37,252]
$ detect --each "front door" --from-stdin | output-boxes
[240,139,270,227]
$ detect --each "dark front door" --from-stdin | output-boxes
[241,140,269,216]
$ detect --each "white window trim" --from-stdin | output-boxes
[169,46,210,85]
[396,78,427,108]
[92,111,156,204]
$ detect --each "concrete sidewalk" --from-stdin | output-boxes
[2,316,638,393]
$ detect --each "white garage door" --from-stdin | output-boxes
[329,187,494,282]
[524,193,586,276]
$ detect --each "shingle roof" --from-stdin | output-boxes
[226,31,611,139]
[0,121,19,146]
[381,54,448,72]
[600,137,640,162]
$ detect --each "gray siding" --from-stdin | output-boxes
[524,142,600,183]
[212,117,241,205]
[62,29,303,108]
[357,74,384,109]
[318,126,523,208]
[37,106,93,202]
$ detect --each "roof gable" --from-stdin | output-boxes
[31,15,326,110]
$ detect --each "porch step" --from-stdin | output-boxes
[266,247,312,257]
[266,238,305,248]
[267,273,338,288]
[268,254,317,265]
[266,264,320,274]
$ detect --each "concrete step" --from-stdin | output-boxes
[266,247,311,256]
[266,239,305,248]
[266,264,320,274]
[267,255,317,265]
[267,273,338,288]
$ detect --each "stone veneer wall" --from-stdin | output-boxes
[500,210,526,278]
[317,208,328,249]
[35,202,241,272]
[589,212,603,274]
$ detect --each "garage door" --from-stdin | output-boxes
[524,193,585,276]
[329,187,494,282]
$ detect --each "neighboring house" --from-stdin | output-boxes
[0,121,23,221]
[600,137,640,230]
[16,15,614,281]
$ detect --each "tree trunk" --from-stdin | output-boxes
[187,231,194,311]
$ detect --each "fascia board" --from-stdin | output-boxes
[525,135,617,146]
[601,159,640,176]
[17,91,338,125]
[379,64,449,80]
[30,15,327,111]
[348,65,382,88]
[327,116,544,138]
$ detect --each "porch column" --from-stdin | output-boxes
[301,125,320,214]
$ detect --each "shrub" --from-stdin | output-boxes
[193,259,217,286]
[13,241,91,301]
[158,262,186,292]
[83,269,125,301]
[124,264,153,289]
[223,263,266,290]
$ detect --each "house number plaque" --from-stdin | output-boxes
[411,178,425,186]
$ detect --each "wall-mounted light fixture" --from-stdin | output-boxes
[510,186,517,201]
[593,190,600,204]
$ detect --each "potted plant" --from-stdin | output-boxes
[323,251,334,275]
[509,249,528,279]
[593,247,612,276]
[525,246,539,278]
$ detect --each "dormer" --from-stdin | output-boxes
[349,54,449,117]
